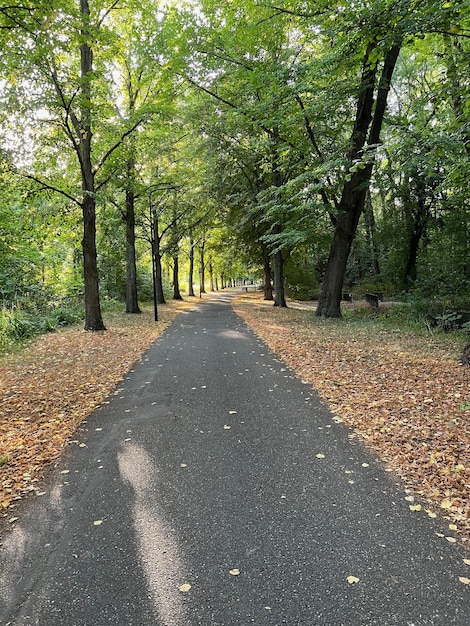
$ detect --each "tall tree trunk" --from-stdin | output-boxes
[155,251,165,304]
[363,190,380,275]
[273,250,286,307]
[80,0,105,331]
[316,43,401,317]
[82,194,105,330]
[263,254,273,300]
[152,214,165,305]
[172,253,183,300]
[403,192,431,289]
[188,237,195,296]
[124,186,141,314]
[199,243,206,294]
[209,261,214,291]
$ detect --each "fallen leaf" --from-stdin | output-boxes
[449,524,458,531]
[93,520,103,526]
[223,425,231,430]
[60,470,69,475]
[409,504,422,511]
[232,297,470,543]
[228,411,237,415]
[361,463,369,468]
[179,583,192,592]
[445,536,457,543]
[458,577,470,585]
[463,559,470,566]
[229,569,240,576]
[316,453,325,459]
[425,509,437,518]
[441,499,453,509]
[347,576,360,584]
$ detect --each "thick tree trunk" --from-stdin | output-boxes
[316,206,364,317]
[172,253,183,300]
[263,254,273,300]
[80,0,105,331]
[273,250,286,307]
[125,188,141,314]
[316,43,401,317]
[82,194,105,330]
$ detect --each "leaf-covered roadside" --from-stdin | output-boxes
[233,294,470,544]
[0,303,189,522]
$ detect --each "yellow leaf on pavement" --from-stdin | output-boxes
[347,576,360,584]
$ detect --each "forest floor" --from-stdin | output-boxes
[233,293,470,546]
[1,292,469,547]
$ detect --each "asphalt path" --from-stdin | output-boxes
[0,291,469,625]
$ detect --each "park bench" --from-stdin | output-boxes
[365,291,383,309]
[242,285,261,292]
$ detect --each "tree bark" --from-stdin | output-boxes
[151,213,166,305]
[188,237,195,296]
[155,250,165,304]
[172,253,183,300]
[209,261,215,291]
[124,186,141,314]
[263,254,273,300]
[363,190,380,275]
[82,194,105,330]
[80,0,105,331]
[316,43,401,317]
[199,243,206,294]
[273,249,286,307]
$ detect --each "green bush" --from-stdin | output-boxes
[0,297,84,353]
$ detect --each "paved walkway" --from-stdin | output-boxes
[1,292,468,625]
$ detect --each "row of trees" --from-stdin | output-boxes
[1,1,469,330]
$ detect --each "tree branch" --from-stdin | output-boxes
[94,117,145,174]
[21,173,80,205]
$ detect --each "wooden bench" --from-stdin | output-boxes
[242,285,259,292]
[365,292,383,309]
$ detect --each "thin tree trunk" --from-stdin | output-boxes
[152,214,165,304]
[172,253,183,300]
[209,262,214,291]
[199,244,206,294]
[363,190,380,275]
[155,251,165,304]
[188,237,195,296]
[125,186,141,314]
